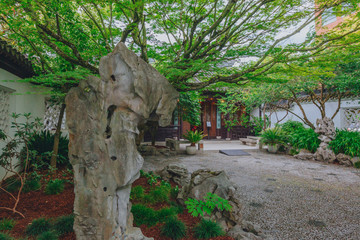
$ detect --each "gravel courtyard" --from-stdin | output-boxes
[142,149,360,240]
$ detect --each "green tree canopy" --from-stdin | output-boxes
[1,0,360,91]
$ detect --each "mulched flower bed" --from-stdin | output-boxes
[0,170,234,240]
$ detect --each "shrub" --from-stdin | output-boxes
[160,217,186,240]
[37,230,59,240]
[280,121,304,135]
[183,130,205,146]
[329,130,360,157]
[170,186,179,199]
[0,218,16,231]
[131,204,157,227]
[3,178,21,193]
[260,127,285,146]
[193,219,224,239]
[156,207,177,222]
[148,185,170,204]
[25,130,69,169]
[0,232,13,240]
[45,179,64,195]
[354,161,360,169]
[25,218,52,236]
[53,214,74,235]
[23,177,41,193]
[130,186,145,201]
[289,128,320,153]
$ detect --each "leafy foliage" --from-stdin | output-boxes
[329,130,360,157]
[1,0,358,91]
[156,207,178,222]
[280,121,304,135]
[185,193,232,217]
[193,219,224,239]
[260,127,285,146]
[178,92,201,126]
[0,218,16,231]
[140,171,161,186]
[25,130,69,169]
[147,185,171,204]
[354,161,360,169]
[53,214,74,235]
[45,179,65,195]
[160,217,186,240]
[131,204,158,227]
[25,218,52,236]
[289,128,320,153]
[0,232,13,240]
[130,186,145,201]
[183,130,205,145]
[37,231,59,240]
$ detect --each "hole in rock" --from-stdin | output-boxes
[110,75,116,81]
[105,105,117,139]
[103,187,107,192]
[111,156,117,161]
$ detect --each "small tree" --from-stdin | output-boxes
[0,113,42,217]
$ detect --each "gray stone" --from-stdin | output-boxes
[314,118,337,163]
[315,117,336,139]
[66,42,178,240]
[294,149,315,161]
[227,225,264,240]
[157,163,190,186]
[351,157,360,166]
[337,153,353,166]
[242,220,262,236]
[179,169,243,230]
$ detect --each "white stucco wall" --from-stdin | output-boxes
[0,68,48,179]
[251,99,360,129]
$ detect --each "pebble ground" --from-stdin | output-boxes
[143,149,360,240]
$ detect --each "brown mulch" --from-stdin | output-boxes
[0,172,234,240]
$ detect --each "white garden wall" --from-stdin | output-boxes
[251,99,360,129]
[0,68,48,179]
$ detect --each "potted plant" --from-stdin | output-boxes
[260,127,285,153]
[183,130,206,155]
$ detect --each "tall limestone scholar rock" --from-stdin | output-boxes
[314,117,336,163]
[65,43,178,240]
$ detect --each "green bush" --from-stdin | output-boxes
[354,161,360,168]
[23,177,41,193]
[45,179,65,195]
[170,186,179,199]
[0,232,13,240]
[131,204,157,227]
[156,207,177,222]
[160,217,186,240]
[289,128,320,153]
[53,214,74,235]
[329,130,360,157]
[280,121,304,135]
[25,218,52,236]
[0,218,16,231]
[130,186,145,201]
[37,230,59,240]
[3,178,21,193]
[148,185,170,204]
[260,127,285,146]
[193,219,224,239]
[25,130,69,169]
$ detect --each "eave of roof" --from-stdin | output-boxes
[0,39,35,78]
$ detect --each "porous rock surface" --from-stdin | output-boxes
[66,42,178,240]
[315,117,336,163]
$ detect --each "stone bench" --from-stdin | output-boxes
[239,138,257,146]
[165,138,190,151]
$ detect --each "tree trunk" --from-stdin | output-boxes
[50,103,66,169]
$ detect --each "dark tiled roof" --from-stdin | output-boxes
[0,39,35,78]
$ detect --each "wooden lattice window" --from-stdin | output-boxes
[43,100,66,131]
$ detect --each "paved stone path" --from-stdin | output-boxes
[143,150,360,240]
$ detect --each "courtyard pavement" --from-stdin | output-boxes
[142,142,360,240]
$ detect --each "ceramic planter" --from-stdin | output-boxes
[186,145,197,155]
[267,144,278,153]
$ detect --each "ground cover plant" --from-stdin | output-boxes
[329,130,360,157]
[130,171,235,240]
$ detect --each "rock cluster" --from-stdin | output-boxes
[66,42,178,240]
[295,118,359,167]
[158,164,266,239]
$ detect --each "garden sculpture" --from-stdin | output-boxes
[66,42,178,240]
[315,117,336,162]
